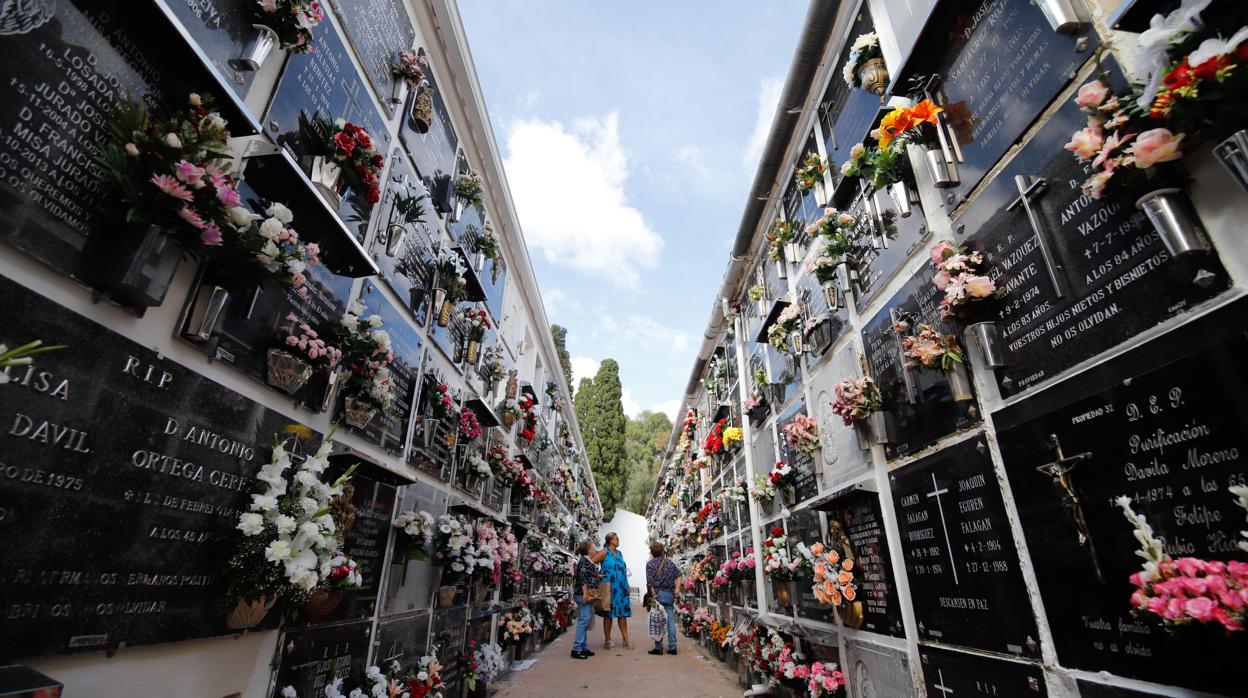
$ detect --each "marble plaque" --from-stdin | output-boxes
[918,645,1045,697]
[807,341,872,488]
[955,73,1229,398]
[844,639,914,698]
[993,299,1248,695]
[890,437,1039,656]
[820,491,905,637]
[330,0,416,118]
[0,274,308,658]
[861,265,982,459]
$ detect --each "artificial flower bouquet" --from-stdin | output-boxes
[766,460,797,495]
[721,481,748,506]
[782,413,820,458]
[433,513,482,578]
[807,661,848,697]
[767,303,803,352]
[459,306,491,342]
[278,313,341,372]
[842,31,884,91]
[689,605,715,635]
[408,649,445,698]
[763,528,813,582]
[458,405,483,442]
[454,170,485,208]
[433,246,469,301]
[896,321,964,371]
[479,220,501,261]
[810,542,856,607]
[337,302,395,413]
[393,509,435,559]
[325,119,383,204]
[750,474,778,503]
[767,218,793,262]
[928,240,996,321]
[808,207,858,249]
[794,151,828,193]
[1064,77,1186,200]
[254,0,323,53]
[229,430,357,606]
[748,284,766,302]
[426,381,456,423]
[499,605,535,646]
[831,376,883,426]
[487,445,521,484]
[324,552,363,589]
[392,49,428,89]
[703,417,728,454]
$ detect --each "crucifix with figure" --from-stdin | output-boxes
[1036,433,1102,582]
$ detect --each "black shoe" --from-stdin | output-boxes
[571,650,587,659]
[582,649,596,656]
[667,648,678,655]
[648,648,663,655]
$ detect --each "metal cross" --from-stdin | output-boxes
[1007,175,1069,298]
[1036,433,1102,582]
[927,473,960,586]
[933,669,955,697]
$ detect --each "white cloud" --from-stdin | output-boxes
[570,356,601,388]
[652,398,681,421]
[621,389,642,419]
[599,314,691,354]
[504,113,663,287]
[742,77,784,167]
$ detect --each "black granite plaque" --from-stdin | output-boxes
[352,280,423,452]
[1075,680,1172,698]
[408,372,455,482]
[370,149,438,327]
[432,605,467,693]
[399,48,459,185]
[890,437,1039,656]
[918,645,1045,697]
[897,0,1099,204]
[795,265,849,368]
[163,0,262,99]
[376,612,432,671]
[330,0,415,118]
[789,508,834,623]
[820,490,904,637]
[861,265,981,459]
[776,399,819,503]
[0,0,255,283]
[955,74,1229,398]
[272,619,373,697]
[848,184,932,310]
[0,273,308,659]
[992,300,1248,695]
[817,4,878,170]
[264,18,390,240]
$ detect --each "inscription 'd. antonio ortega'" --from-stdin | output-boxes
[889,437,1039,657]
[0,274,307,659]
[993,298,1248,696]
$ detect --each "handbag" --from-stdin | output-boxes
[590,581,611,612]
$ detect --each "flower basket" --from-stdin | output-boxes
[301,587,344,622]
[305,155,346,209]
[234,24,280,71]
[344,396,378,429]
[856,57,889,95]
[265,348,313,395]
[1214,129,1248,193]
[80,222,183,311]
[225,595,275,630]
[1135,188,1210,257]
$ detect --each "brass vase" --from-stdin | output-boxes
[466,338,480,365]
[302,588,344,621]
[412,88,434,134]
[266,348,313,395]
[438,296,455,327]
[774,580,793,606]
[838,599,865,629]
[856,57,889,95]
[225,595,275,630]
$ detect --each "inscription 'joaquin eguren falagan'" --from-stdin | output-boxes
[0,275,304,659]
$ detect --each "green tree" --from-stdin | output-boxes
[550,324,574,390]
[621,410,673,514]
[574,359,627,521]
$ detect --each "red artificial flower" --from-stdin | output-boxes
[333,131,355,156]
[771,527,784,537]
[1190,55,1228,81]
[1163,63,1194,90]
[1238,44,1248,63]
[355,128,373,149]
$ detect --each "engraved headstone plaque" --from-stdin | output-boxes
[330,0,416,118]
[352,280,424,453]
[272,620,373,697]
[807,342,872,488]
[818,490,905,637]
[844,639,914,698]
[918,645,1045,697]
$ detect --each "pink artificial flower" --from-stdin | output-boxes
[1082,170,1114,199]
[177,206,206,229]
[1184,596,1216,622]
[1093,131,1135,170]
[217,186,242,208]
[1064,126,1104,161]
[174,160,206,185]
[199,223,223,246]
[286,335,300,346]
[1075,81,1109,109]
[1214,607,1244,632]
[933,270,952,290]
[964,275,995,298]
[1130,128,1184,169]
[151,173,193,202]
[298,287,309,298]
[929,241,956,266]
[258,0,278,12]
[291,273,307,287]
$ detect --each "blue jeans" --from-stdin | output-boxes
[656,590,677,650]
[573,595,592,652]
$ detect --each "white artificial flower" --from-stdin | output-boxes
[348,301,366,315]
[266,202,294,224]
[295,469,318,490]
[264,539,292,562]
[274,515,297,534]
[259,217,283,239]
[348,689,364,698]
[367,314,383,327]
[207,113,227,130]
[371,329,391,348]
[250,494,279,512]
[286,259,306,275]
[166,133,181,148]
[300,496,319,515]
[281,687,297,698]
[1187,27,1248,67]
[237,512,265,536]
[227,206,262,230]
[324,677,344,698]
[339,312,359,333]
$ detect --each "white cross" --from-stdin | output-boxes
[933,669,955,697]
[926,473,959,586]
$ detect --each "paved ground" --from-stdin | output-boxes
[492,631,743,697]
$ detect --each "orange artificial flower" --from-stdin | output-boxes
[831,590,843,605]
[877,107,912,149]
[838,570,854,585]
[842,559,854,571]
[907,99,944,126]
[844,586,856,601]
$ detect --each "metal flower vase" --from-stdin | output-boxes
[390,78,409,106]
[235,24,279,71]
[411,89,434,134]
[344,396,378,429]
[225,595,275,630]
[1213,129,1248,193]
[1036,0,1083,33]
[307,155,345,209]
[421,416,438,449]
[946,361,974,402]
[788,330,804,355]
[856,57,889,95]
[924,147,959,188]
[776,258,788,280]
[430,287,453,327]
[888,180,915,217]
[966,321,1009,368]
[822,280,841,310]
[1136,188,1211,257]
[857,410,895,449]
[82,223,183,311]
[266,348,313,395]
[186,284,231,342]
[385,223,407,257]
[466,338,481,366]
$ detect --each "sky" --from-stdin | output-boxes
[459,1,808,421]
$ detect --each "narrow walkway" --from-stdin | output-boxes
[493,631,742,697]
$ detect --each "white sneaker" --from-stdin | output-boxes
[605,640,614,649]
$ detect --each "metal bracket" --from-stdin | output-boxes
[889,308,919,405]
[1007,175,1069,297]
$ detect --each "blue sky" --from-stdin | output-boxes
[460,1,807,419]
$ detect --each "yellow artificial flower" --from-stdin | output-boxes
[722,426,744,449]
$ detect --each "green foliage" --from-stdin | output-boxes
[550,324,574,389]
[574,360,627,521]
[621,410,673,514]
